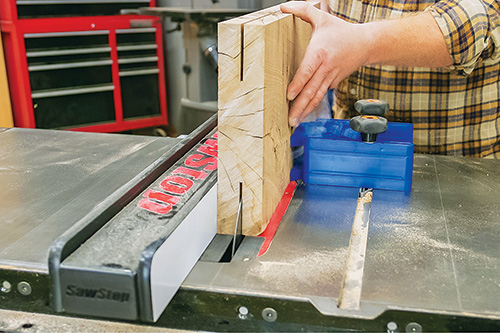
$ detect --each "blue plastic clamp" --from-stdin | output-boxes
[290,119,414,192]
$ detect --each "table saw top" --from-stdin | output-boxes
[185,154,500,322]
[0,128,179,273]
[0,126,499,331]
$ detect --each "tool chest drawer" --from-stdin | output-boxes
[26,30,114,92]
[27,31,116,128]
[1,16,167,132]
[0,0,154,20]
[34,90,116,128]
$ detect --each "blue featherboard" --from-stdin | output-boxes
[290,119,414,192]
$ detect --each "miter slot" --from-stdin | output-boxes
[338,187,373,311]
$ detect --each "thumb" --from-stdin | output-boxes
[280,1,322,26]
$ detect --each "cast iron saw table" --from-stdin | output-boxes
[0,118,499,332]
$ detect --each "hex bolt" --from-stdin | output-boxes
[1,281,12,293]
[405,322,422,333]
[17,281,32,296]
[387,321,398,333]
[262,307,278,322]
[238,306,249,320]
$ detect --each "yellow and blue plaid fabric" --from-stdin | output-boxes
[329,0,500,157]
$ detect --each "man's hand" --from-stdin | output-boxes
[281,1,453,127]
[281,1,368,127]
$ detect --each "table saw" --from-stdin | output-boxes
[0,116,499,332]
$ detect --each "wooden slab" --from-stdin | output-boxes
[217,4,312,236]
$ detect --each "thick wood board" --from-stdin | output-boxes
[217,4,311,235]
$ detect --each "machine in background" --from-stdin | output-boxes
[156,0,283,135]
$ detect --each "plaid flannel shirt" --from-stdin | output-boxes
[328,0,500,157]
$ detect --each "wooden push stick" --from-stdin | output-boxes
[217,3,313,236]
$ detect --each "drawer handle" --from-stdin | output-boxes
[32,85,115,99]
[116,27,156,34]
[25,30,109,38]
[29,59,113,71]
[116,44,157,51]
[119,68,159,77]
[118,56,158,64]
[27,47,112,58]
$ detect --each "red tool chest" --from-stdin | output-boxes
[0,0,168,133]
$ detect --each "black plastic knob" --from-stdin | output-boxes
[350,115,388,142]
[354,99,389,116]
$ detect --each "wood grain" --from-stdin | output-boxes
[217,4,312,236]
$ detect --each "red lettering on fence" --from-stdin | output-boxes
[173,166,208,180]
[160,175,194,195]
[197,139,217,157]
[139,198,172,215]
[184,154,217,171]
[138,189,180,215]
[138,132,218,215]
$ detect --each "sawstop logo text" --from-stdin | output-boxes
[65,285,130,303]
[138,132,217,215]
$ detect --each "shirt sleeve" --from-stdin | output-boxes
[428,0,500,75]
